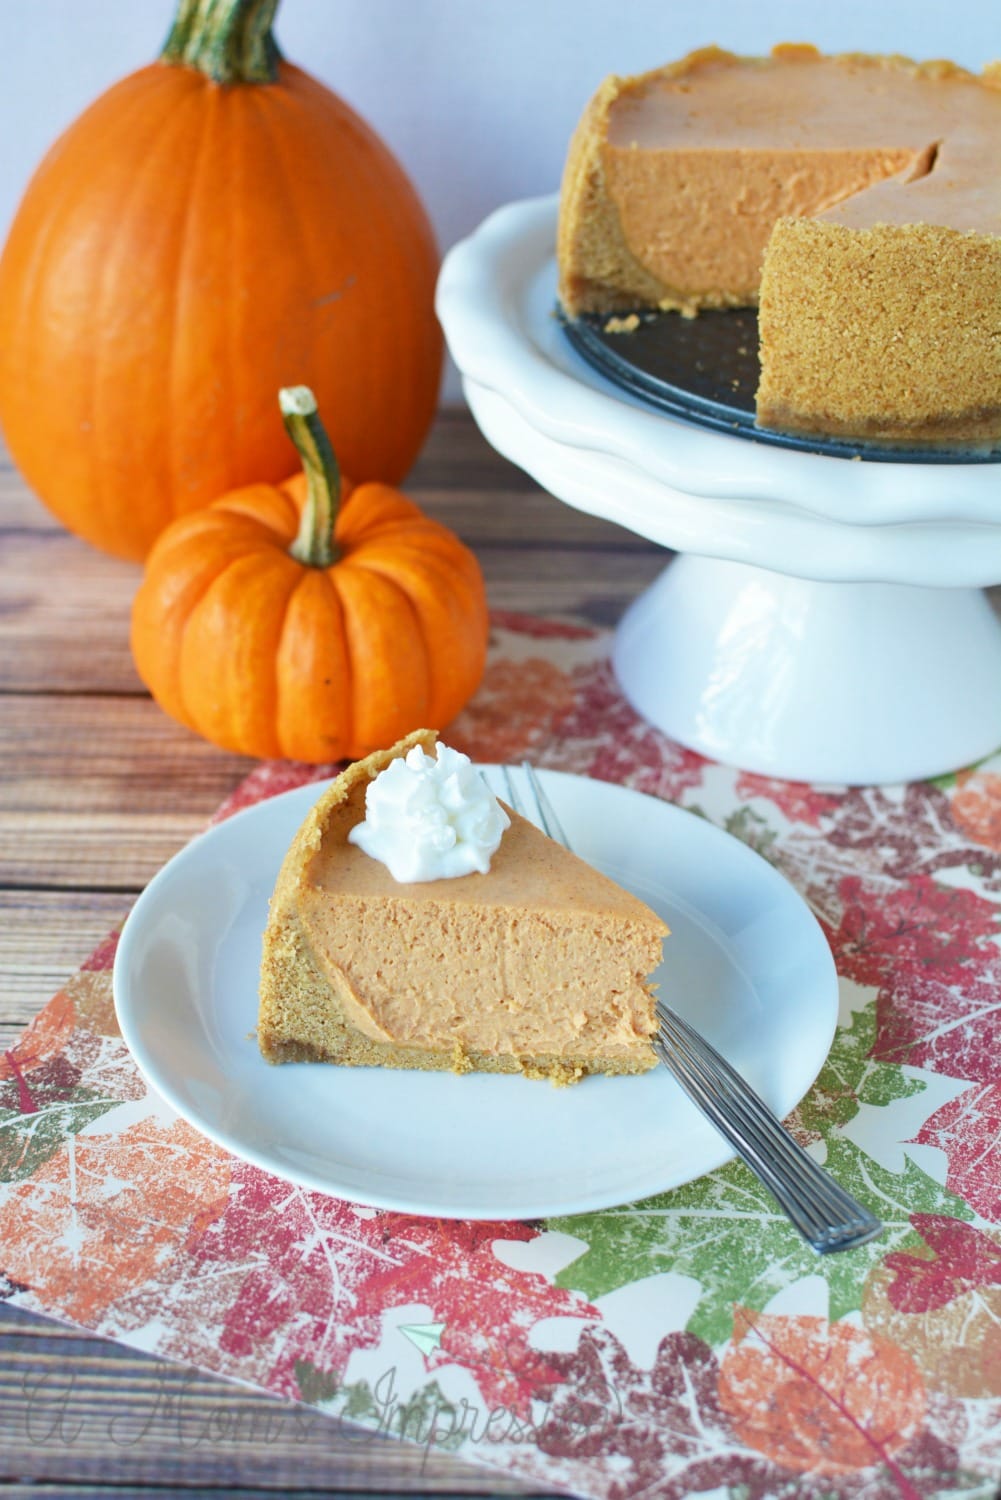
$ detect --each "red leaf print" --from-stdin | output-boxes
[183,1166,592,1415]
[884,1217,1001,1313]
[735,772,841,828]
[351,1220,596,1416]
[913,1081,1001,1224]
[528,1324,791,1500]
[874,965,1001,1082]
[0,990,75,1088]
[869,902,1001,1220]
[552,659,707,802]
[824,782,1001,889]
[826,875,999,990]
[717,1307,926,1484]
[80,930,121,972]
[447,656,576,766]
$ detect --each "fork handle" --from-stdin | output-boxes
[504,760,878,1253]
[654,1010,882,1254]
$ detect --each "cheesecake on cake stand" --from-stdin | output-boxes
[436,196,1001,787]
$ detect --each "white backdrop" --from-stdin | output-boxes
[2,1,998,400]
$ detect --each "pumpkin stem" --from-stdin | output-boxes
[281,387,341,569]
[161,0,282,85]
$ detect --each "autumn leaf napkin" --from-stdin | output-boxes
[2,612,1000,1499]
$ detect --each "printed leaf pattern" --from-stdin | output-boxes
[724,804,779,859]
[872,948,1001,1223]
[102,1160,596,1418]
[448,655,577,765]
[825,875,1000,991]
[512,1322,968,1500]
[912,1082,1001,1224]
[0,989,76,1083]
[824,782,1001,890]
[545,658,708,803]
[949,769,1001,854]
[863,1219,1001,1400]
[718,1307,925,1477]
[883,1216,1001,1314]
[0,1037,120,1183]
[552,1127,972,1349]
[875,963,1001,1086]
[527,1324,788,1499]
[1,614,1001,1499]
[0,1113,231,1322]
[794,995,925,1138]
[735,771,842,829]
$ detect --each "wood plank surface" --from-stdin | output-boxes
[0,421,664,693]
[0,409,658,1497]
[0,1306,551,1497]
[0,695,253,811]
[0,891,127,1028]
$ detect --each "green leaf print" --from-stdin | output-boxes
[549,1009,973,1348]
[0,1089,120,1182]
[795,999,925,1137]
[724,805,778,859]
[928,744,999,793]
[294,1359,465,1453]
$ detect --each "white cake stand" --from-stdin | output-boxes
[436,196,1001,786]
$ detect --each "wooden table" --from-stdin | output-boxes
[0,409,665,1498]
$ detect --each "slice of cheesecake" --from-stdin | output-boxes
[258,730,666,1083]
[557,44,1001,445]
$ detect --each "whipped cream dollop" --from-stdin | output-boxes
[348,741,510,883]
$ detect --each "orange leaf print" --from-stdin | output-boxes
[0,1114,230,1325]
[68,970,121,1040]
[863,1259,1001,1401]
[717,1307,926,1486]
[951,771,1001,852]
[1,990,75,1098]
[448,658,575,764]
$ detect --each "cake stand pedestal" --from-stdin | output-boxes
[614,557,1001,786]
[438,196,1001,786]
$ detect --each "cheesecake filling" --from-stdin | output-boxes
[261,730,666,1074]
[300,892,659,1060]
[603,144,922,306]
[565,47,1001,315]
[332,740,657,1059]
[259,731,668,1079]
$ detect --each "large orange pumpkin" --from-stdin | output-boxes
[130,387,488,763]
[0,0,443,561]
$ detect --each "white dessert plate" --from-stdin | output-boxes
[113,768,838,1221]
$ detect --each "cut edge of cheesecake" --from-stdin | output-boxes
[556,43,992,320]
[258,730,667,1085]
[556,42,1001,446]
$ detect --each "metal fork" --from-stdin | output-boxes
[501,762,882,1255]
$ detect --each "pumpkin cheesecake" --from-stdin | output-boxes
[557,45,1001,445]
[258,730,667,1083]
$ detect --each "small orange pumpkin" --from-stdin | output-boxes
[130,388,488,762]
[0,0,442,560]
